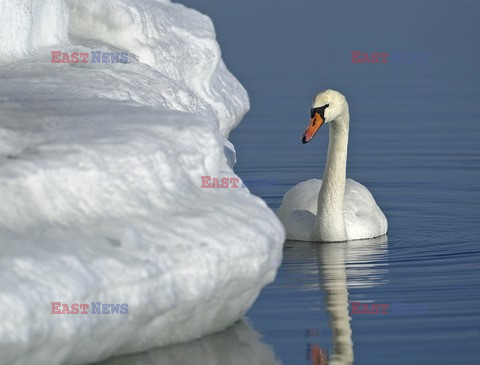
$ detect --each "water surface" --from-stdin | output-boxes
[230,73,480,364]
[103,0,480,363]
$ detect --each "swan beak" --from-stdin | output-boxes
[302,113,324,143]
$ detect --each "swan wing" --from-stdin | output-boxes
[276,179,321,241]
[344,179,388,240]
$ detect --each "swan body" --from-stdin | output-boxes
[277,89,387,242]
[277,178,387,242]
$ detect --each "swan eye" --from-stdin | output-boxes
[310,104,329,119]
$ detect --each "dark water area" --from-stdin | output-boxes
[102,1,480,364]
[229,68,480,362]
[194,1,480,364]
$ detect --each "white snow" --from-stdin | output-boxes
[0,1,285,364]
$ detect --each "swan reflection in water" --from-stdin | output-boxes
[285,235,389,365]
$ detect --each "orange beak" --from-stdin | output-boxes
[302,112,324,143]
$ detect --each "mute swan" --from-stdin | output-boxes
[277,89,387,242]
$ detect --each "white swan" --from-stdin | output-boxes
[277,89,387,242]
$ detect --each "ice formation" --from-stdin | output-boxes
[0,1,285,364]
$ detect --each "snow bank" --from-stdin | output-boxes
[0,0,69,61]
[0,1,284,364]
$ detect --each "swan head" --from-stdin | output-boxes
[302,89,348,143]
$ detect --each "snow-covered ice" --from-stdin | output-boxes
[0,1,285,364]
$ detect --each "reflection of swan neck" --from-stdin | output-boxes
[318,244,354,365]
[326,273,353,365]
[314,108,350,242]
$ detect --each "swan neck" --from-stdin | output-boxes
[314,112,349,241]
[322,118,349,205]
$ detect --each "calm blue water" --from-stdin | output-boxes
[101,1,480,364]
[228,70,480,364]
